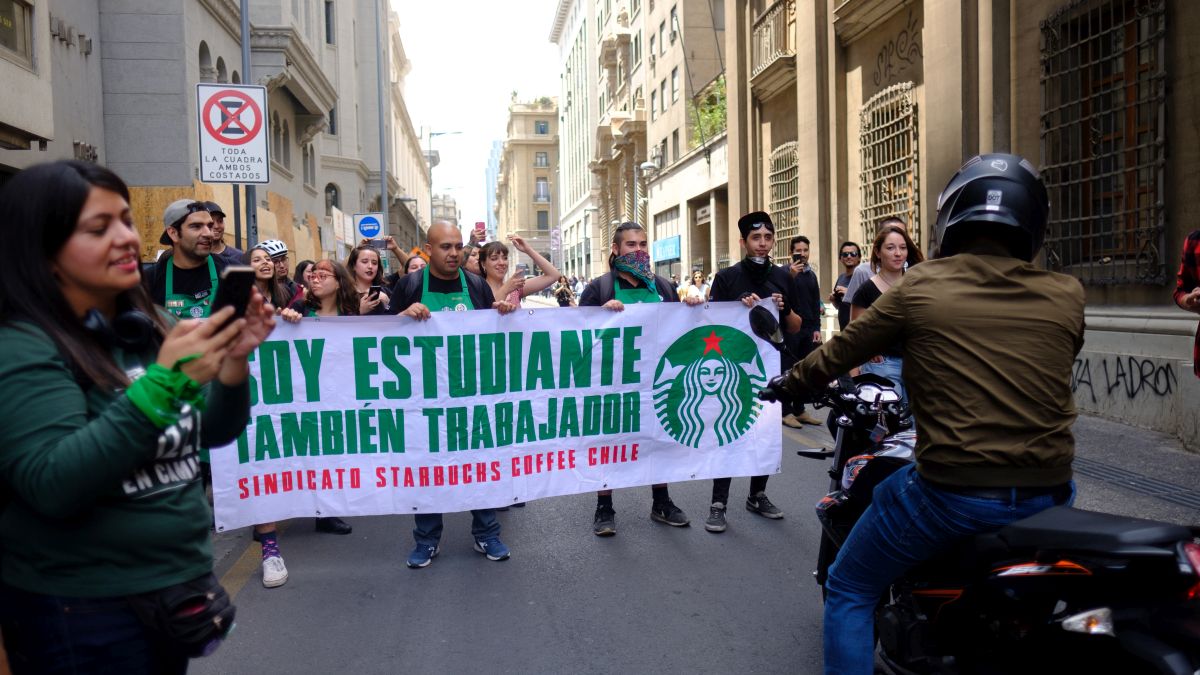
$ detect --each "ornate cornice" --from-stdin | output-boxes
[250,26,337,115]
[198,0,242,43]
[832,0,913,45]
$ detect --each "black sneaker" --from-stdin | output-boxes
[650,500,690,527]
[704,502,728,532]
[746,492,784,519]
[593,505,617,536]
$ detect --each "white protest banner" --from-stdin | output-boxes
[210,302,781,531]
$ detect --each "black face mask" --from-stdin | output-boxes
[742,255,773,284]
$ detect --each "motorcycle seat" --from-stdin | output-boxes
[998,506,1190,551]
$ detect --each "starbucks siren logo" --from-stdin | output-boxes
[653,325,768,448]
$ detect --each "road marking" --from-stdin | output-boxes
[220,522,290,600]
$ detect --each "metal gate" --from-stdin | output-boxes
[767,141,799,261]
[858,82,919,249]
[1039,0,1166,285]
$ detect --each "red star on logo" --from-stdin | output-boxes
[702,330,723,355]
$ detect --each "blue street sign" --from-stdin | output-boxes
[357,214,381,238]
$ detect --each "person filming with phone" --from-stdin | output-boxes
[0,161,276,673]
[478,234,562,307]
[346,244,390,315]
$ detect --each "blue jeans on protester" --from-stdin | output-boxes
[860,355,907,406]
[413,509,500,547]
[0,584,188,675]
[822,464,1075,675]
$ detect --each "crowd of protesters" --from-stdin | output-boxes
[8,155,1174,675]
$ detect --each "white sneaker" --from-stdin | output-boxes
[262,555,288,588]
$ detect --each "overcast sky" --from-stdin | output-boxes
[394,0,561,228]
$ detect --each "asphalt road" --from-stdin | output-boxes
[193,413,1200,675]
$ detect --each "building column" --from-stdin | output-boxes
[978,0,1011,153]
[794,0,834,285]
[923,0,980,234]
[725,0,752,263]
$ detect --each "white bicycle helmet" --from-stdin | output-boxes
[259,239,289,259]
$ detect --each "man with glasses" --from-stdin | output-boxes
[147,199,227,319]
[831,242,862,331]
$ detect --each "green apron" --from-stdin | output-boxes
[164,256,218,319]
[422,268,474,311]
[613,274,662,305]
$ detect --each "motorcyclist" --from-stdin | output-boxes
[766,154,1084,675]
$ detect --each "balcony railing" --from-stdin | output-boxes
[533,193,551,203]
[751,0,795,78]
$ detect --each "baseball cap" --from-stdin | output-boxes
[203,201,226,219]
[161,199,208,245]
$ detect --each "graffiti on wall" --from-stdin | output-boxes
[873,9,923,87]
[1070,355,1177,405]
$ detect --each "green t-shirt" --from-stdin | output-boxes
[0,323,243,597]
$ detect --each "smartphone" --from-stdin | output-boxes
[514,263,529,277]
[792,253,804,263]
[474,222,487,244]
[368,238,389,250]
[368,284,382,299]
[210,265,257,321]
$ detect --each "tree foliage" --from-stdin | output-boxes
[688,76,726,149]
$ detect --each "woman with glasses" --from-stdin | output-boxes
[683,270,710,302]
[830,242,861,331]
[281,259,359,320]
[0,161,275,672]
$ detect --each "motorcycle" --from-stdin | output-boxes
[749,306,1200,674]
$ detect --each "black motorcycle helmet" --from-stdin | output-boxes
[934,153,1048,262]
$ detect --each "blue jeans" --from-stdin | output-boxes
[860,355,906,406]
[822,464,1074,675]
[413,509,500,547]
[0,584,188,675]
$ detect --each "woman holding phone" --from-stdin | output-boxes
[478,235,562,306]
[345,245,389,315]
[0,161,275,672]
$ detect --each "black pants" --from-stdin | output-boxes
[0,584,189,675]
[711,475,770,505]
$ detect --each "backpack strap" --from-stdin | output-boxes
[599,271,615,304]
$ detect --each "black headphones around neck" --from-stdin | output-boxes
[82,308,159,352]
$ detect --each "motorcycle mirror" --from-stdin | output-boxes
[749,306,785,348]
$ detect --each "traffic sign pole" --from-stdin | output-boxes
[240,0,257,246]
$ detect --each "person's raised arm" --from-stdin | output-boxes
[510,234,562,296]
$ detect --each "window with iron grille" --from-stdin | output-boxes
[767,141,799,261]
[858,82,919,249]
[1039,0,1166,285]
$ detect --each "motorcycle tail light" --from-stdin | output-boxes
[1061,607,1114,636]
[1184,542,1200,600]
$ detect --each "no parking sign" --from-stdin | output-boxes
[197,83,270,184]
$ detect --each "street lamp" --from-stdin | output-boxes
[426,130,461,225]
